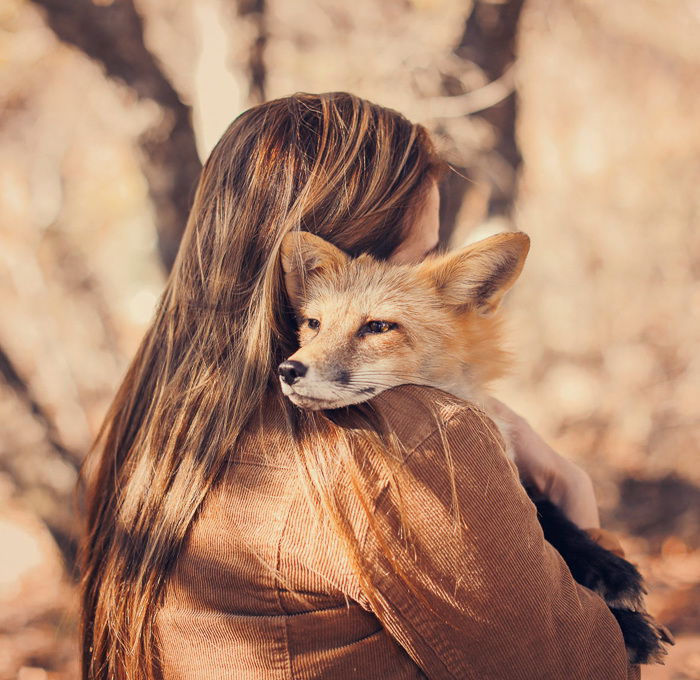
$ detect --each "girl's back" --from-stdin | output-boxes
[155,385,636,680]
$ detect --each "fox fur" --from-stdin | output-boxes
[278,230,673,665]
[278,230,525,445]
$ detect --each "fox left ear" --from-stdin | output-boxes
[279,231,349,309]
[421,232,530,315]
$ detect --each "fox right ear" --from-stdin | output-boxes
[421,231,530,316]
[279,231,349,309]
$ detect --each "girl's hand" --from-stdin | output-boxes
[485,396,601,530]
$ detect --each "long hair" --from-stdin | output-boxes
[80,91,447,679]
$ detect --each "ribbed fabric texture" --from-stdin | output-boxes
[155,385,640,680]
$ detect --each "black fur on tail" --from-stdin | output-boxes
[524,485,674,665]
[610,608,673,665]
[533,495,645,609]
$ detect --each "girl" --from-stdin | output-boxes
[80,91,638,679]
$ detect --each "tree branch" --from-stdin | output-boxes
[0,343,80,470]
[421,65,516,120]
[0,343,82,574]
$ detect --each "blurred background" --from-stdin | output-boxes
[1,0,699,677]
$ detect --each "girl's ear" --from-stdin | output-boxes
[420,232,530,316]
[279,231,349,309]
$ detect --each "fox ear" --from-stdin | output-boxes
[421,232,530,315]
[280,231,349,309]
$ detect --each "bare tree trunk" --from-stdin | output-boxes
[29,0,202,272]
[439,0,525,245]
[235,0,268,105]
[455,0,525,219]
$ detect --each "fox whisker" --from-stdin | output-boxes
[345,381,422,391]
[344,372,428,382]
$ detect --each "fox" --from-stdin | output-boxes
[277,229,673,665]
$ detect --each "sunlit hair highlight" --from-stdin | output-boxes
[80,91,447,680]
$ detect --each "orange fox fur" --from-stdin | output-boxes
[278,229,530,453]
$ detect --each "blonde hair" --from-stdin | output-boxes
[80,91,447,680]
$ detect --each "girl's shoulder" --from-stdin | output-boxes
[369,383,497,456]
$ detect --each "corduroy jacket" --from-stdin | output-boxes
[156,385,640,679]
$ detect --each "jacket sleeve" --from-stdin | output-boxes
[361,404,640,680]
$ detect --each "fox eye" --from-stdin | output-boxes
[307,318,320,330]
[363,320,397,335]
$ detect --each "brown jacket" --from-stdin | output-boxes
[156,385,640,679]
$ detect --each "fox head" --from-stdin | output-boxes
[278,230,530,410]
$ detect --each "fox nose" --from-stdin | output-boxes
[278,360,307,385]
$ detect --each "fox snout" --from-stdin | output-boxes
[278,360,307,385]
[277,352,379,410]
